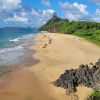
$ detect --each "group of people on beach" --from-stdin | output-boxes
[41,33,53,48]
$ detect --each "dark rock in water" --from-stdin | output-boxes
[53,58,100,93]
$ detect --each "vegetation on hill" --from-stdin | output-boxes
[40,13,100,45]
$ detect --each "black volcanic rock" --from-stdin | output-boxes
[53,58,100,93]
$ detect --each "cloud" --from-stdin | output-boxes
[95,8,100,15]
[0,0,31,26]
[0,0,54,27]
[4,10,29,24]
[89,0,100,5]
[0,0,22,22]
[65,13,81,21]
[42,0,50,6]
[0,0,99,27]
[59,2,88,15]
[81,9,100,23]
[59,2,88,21]
[0,0,22,12]
[90,9,100,22]
[31,9,55,24]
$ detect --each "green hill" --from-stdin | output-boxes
[40,13,100,45]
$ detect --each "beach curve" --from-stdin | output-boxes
[0,32,100,100]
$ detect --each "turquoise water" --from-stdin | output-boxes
[0,27,39,65]
[0,28,38,48]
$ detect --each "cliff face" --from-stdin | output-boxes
[39,13,68,33]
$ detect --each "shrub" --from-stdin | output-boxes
[87,90,100,100]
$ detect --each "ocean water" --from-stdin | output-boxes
[0,27,39,66]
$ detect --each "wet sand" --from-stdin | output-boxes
[0,32,100,100]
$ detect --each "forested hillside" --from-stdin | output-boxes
[40,13,100,45]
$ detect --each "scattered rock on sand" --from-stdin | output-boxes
[48,37,53,44]
[41,43,47,48]
[42,34,46,38]
[41,34,53,48]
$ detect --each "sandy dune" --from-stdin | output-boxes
[0,32,100,100]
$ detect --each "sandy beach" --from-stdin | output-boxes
[0,32,100,100]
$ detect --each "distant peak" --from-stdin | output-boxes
[52,12,57,18]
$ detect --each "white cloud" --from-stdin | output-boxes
[89,0,100,5]
[4,10,29,24]
[59,2,88,15]
[42,0,50,6]
[0,0,99,27]
[90,9,100,22]
[95,8,100,15]
[0,0,22,11]
[42,9,55,18]
[59,2,88,21]
[0,0,54,27]
[31,9,55,23]
[31,9,41,19]
[83,9,100,23]
[65,13,81,21]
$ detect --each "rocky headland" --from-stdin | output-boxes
[54,58,100,94]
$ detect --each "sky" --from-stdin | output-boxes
[0,0,100,28]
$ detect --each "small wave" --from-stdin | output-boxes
[9,34,34,43]
[0,45,23,54]
[0,33,35,54]
[9,38,21,42]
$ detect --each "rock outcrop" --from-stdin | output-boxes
[53,58,100,93]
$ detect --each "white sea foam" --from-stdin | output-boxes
[9,38,21,42]
[9,34,34,43]
[0,45,23,54]
[0,33,35,54]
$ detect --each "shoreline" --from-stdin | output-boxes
[0,32,100,100]
[0,35,39,82]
